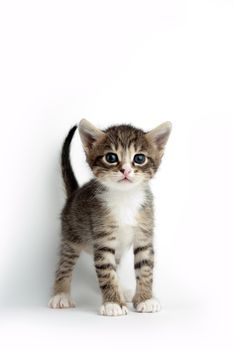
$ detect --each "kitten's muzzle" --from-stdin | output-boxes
[119,167,133,182]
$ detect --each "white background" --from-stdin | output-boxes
[0,0,233,349]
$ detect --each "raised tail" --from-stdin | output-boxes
[61,125,79,197]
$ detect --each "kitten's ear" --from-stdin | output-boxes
[78,119,106,152]
[146,122,172,151]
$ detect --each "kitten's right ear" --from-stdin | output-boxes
[78,119,106,152]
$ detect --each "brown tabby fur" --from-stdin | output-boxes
[49,120,171,315]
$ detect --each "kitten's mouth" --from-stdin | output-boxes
[118,177,132,183]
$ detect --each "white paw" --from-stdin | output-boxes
[48,293,76,309]
[123,289,134,303]
[136,298,161,313]
[99,303,128,316]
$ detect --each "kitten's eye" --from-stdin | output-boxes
[133,154,146,164]
[105,153,118,164]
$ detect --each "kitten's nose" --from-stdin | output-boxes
[120,165,132,177]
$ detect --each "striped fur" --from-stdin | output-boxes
[49,119,171,315]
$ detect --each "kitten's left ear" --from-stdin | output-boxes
[146,121,172,151]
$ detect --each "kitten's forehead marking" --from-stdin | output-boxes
[115,146,130,165]
[120,149,129,166]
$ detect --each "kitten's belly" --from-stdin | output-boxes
[115,225,135,261]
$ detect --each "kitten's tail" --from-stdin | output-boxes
[61,125,79,197]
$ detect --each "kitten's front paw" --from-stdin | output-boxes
[135,298,161,313]
[48,293,76,309]
[99,303,128,316]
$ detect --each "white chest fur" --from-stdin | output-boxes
[98,186,146,257]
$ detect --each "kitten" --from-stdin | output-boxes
[48,119,172,316]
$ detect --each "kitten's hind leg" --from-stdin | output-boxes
[49,240,81,309]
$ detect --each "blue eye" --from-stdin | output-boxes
[105,153,118,163]
[134,154,146,164]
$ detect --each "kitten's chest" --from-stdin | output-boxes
[99,187,146,256]
[102,187,146,226]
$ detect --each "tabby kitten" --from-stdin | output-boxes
[49,119,172,316]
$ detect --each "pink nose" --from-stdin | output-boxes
[120,166,132,177]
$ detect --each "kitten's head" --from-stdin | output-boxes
[78,119,171,191]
